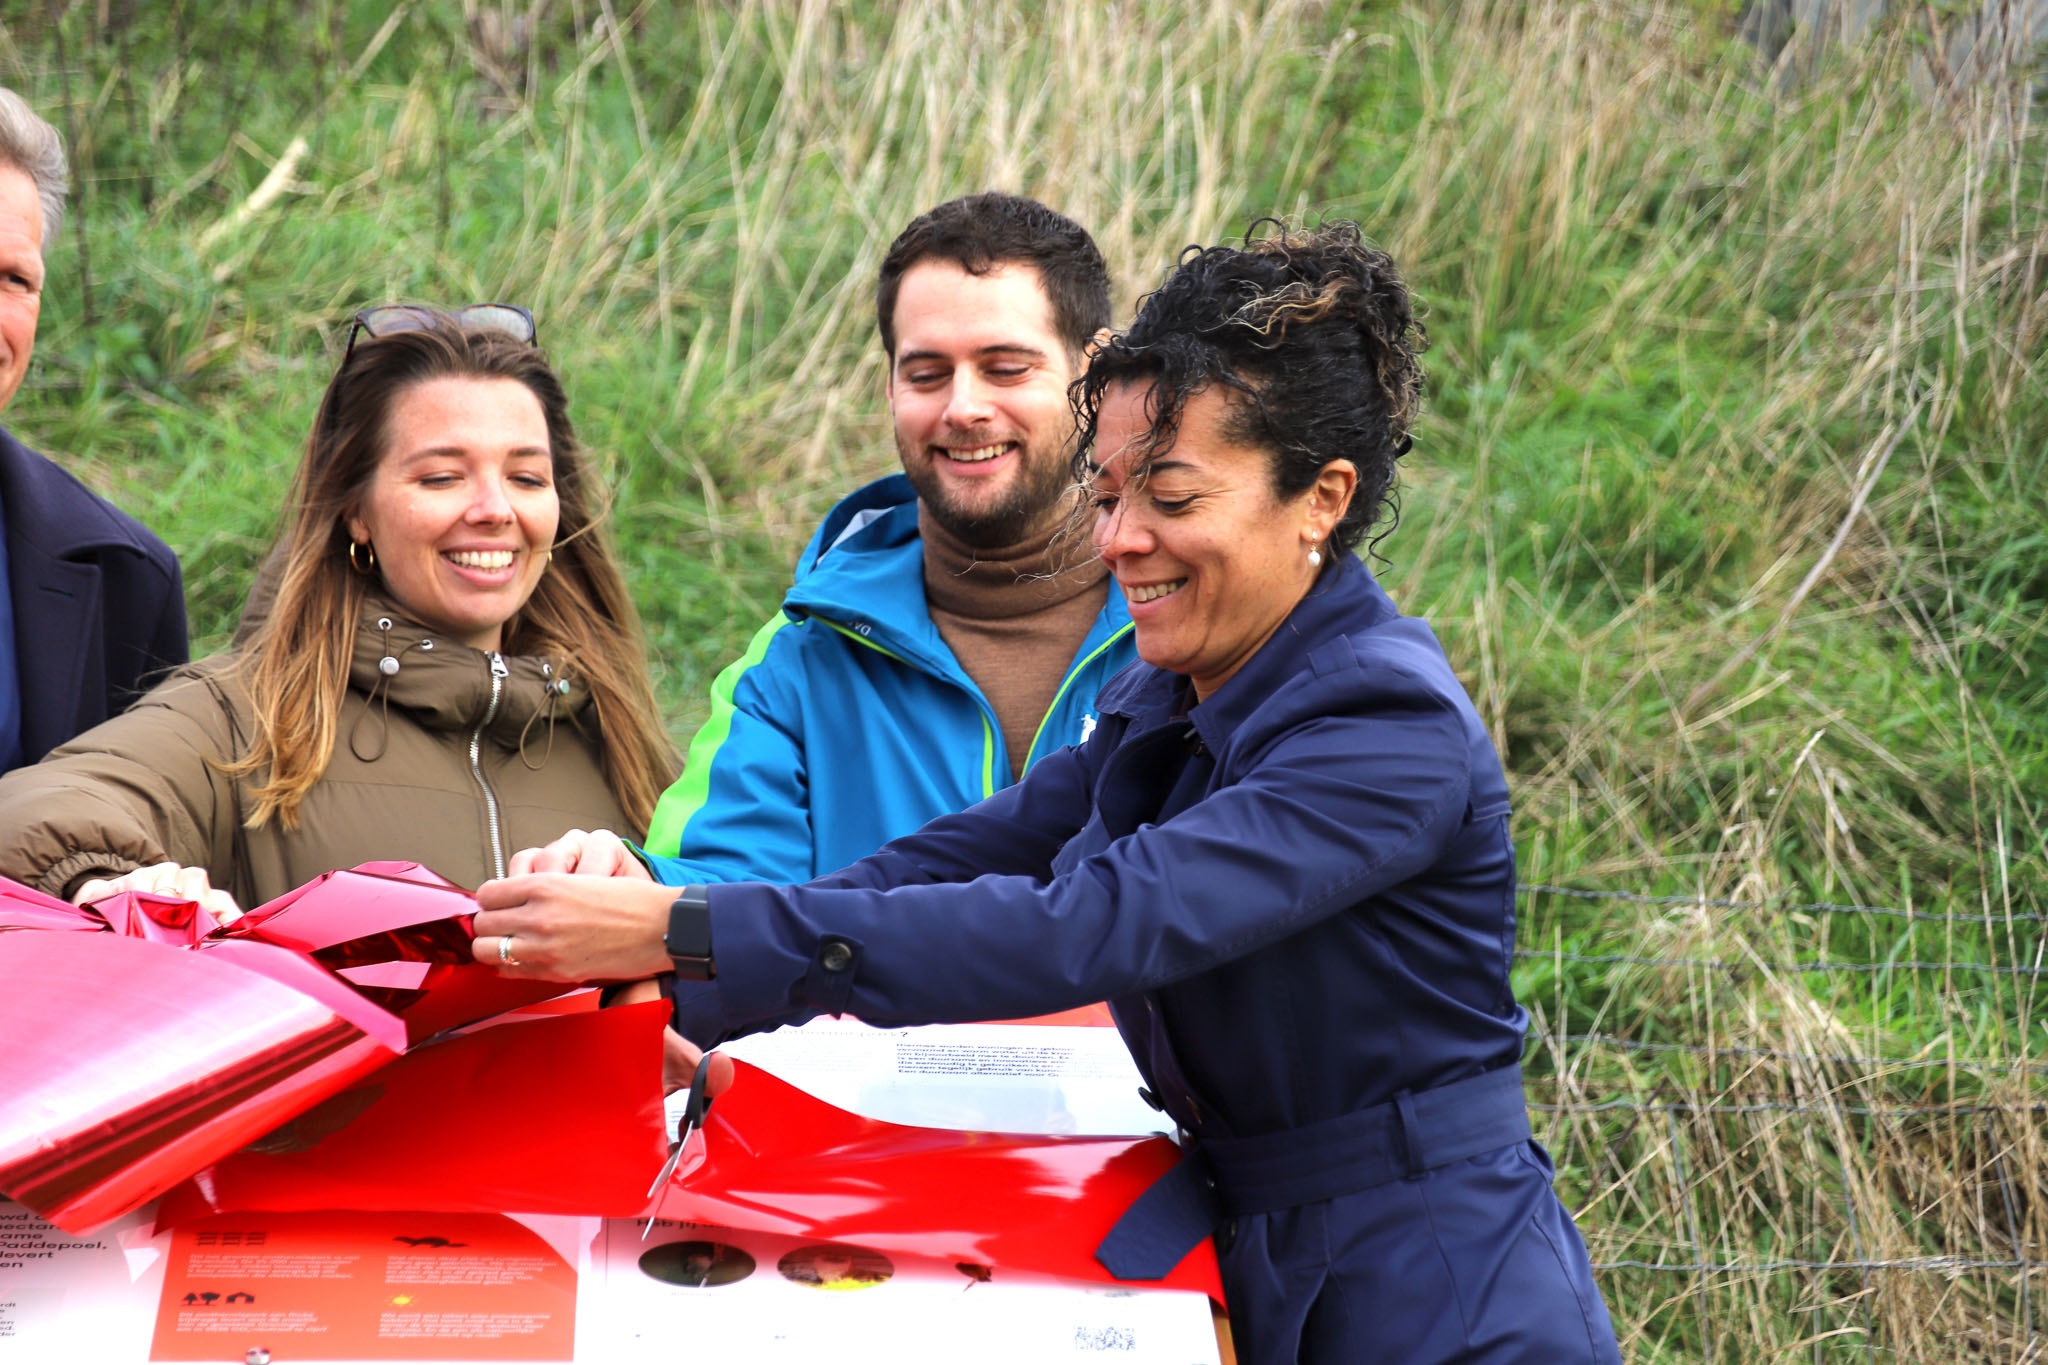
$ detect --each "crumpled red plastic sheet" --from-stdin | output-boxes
[221,862,569,1045]
[0,930,406,1232]
[657,1059,1225,1304]
[0,865,617,1234]
[0,875,214,943]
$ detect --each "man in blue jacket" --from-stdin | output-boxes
[0,87,186,776]
[643,194,1134,881]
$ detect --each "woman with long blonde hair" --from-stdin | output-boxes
[0,305,676,917]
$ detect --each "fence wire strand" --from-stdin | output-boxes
[1591,1257,2038,1273]
[1532,1098,2048,1117]
[1514,949,2048,977]
[1518,882,2045,925]
[1545,1032,2048,1076]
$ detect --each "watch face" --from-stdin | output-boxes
[666,889,714,963]
[666,890,716,980]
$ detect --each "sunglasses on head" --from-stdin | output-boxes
[343,303,537,359]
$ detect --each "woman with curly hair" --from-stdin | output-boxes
[477,227,1620,1364]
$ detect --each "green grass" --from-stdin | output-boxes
[4,0,2044,1356]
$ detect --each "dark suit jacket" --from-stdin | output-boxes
[0,425,189,768]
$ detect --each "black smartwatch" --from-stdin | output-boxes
[665,885,716,980]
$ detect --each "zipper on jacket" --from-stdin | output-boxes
[1022,621,1137,771]
[470,652,510,880]
[819,617,1003,798]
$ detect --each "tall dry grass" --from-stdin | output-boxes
[1365,6,2047,1357]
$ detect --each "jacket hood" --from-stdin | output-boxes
[779,474,949,670]
[783,475,927,628]
[233,546,285,647]
[792,473,921,580]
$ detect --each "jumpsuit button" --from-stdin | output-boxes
[1138,1087,1164,1112]
[1202,1172,1236,1251]
[818,940,854,973]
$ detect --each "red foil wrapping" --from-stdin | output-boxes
[0,877,213,941]
[156,1001,673,1224]
[1,869,1218,1303]
[223,863,570,1044]
[658,1060,1225,1303]
[0,866,636,1234]
[0,931,405,1232]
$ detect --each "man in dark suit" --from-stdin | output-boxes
[0,86,186,773]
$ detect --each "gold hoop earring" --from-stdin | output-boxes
[348,540,376,575]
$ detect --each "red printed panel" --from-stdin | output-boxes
[151,1210,576,1361]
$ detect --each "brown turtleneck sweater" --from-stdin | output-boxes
[920,505,1111,781]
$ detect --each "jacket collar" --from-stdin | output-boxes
[1096,554,1397,747]
[347,596,590,742]
[0,425,160,558]
[782,473,1132,682]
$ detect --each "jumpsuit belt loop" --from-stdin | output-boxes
[1393,1089,1427,1181]
[1094,1064,1532,1281]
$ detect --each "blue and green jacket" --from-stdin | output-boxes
[645,474,1136,883]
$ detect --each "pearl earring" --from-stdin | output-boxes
[1306,531,1322,569]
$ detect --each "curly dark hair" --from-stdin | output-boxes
[876,192,1111,359]
[1072,220,1425,559]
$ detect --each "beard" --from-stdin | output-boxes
[897,430,1078,550]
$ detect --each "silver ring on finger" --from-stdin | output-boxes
[499,934,522,968]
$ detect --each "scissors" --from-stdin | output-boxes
[641,1050,720,1240]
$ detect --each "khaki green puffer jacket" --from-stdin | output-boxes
[0,597,636,907]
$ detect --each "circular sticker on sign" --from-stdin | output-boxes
[638,1239,756,1287]
[777,1243,895,1290]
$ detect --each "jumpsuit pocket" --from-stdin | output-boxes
[1510,1144,1622,1363]
[1406,1145,1621,1362]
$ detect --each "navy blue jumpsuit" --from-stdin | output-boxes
[658,553,1622,1364]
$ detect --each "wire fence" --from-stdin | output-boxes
[1549,1032,2048,1076]
[1522,951,2048,977]
[1519,882,2046,925]
[1515,882,2045,1361]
